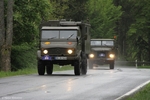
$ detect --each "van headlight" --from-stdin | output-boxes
[67,49,73,54]
[43,49,48,54]
[89,54,94,58]
[109,54,115,58]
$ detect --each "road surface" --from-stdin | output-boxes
[0,65,150,100]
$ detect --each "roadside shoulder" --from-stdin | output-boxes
[115,80,150,100]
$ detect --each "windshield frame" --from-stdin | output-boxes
[91,40,114,46]
[41,29,78,40]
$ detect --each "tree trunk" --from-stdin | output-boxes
[0,0,14,71]
[4,0,14,71]
[0,0,5,71]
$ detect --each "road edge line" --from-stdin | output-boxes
[115,80,150,100]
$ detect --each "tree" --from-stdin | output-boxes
[113,0,135,59]
[127,0,150,61]
[50,0,69,19]
[13,0,52,45]
[0,0,14,71]
[0,0,5,71]
[87,0,122,38]
[49,0,88,21]
[63,0,88,21]
[11,0,52,71]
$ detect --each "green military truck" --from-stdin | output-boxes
[88,39,115,69]
[37,19,91,75]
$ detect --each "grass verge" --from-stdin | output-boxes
[138,66,150,68]
[126,83,150,100]
[126,65,150,100]
[0,65,73,78]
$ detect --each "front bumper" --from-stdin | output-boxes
[40,55,79,61]
[89,58,114,64]
[37,50,80,61]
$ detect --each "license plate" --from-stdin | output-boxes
[55,57,67,60]
[42,55,51,60]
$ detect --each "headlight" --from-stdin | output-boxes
[44,42,50,45]
[43,49,48,54]
[67,49,73,54]
[89,54,94,58]
[109,54,115,58]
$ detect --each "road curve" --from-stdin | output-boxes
[0,66,150,100]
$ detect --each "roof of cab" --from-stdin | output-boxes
[91,39,114,41]
[42,26,79,30]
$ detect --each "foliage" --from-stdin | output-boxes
[10,0,53,70]
[87,0,122,38]
[11,43,37,71]
[1,0,150,71]
[50,0,69,19]
[63,0,89,21]
[126,0,150,61]
[50,0,88,21]
[13,0,52,45]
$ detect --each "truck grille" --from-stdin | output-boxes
[48,48,68,55]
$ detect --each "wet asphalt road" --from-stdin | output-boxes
[0,65,150,100]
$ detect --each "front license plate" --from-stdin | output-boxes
[42,55,51,60]
[55,57,67,60]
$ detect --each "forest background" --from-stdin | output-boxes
[0,0,150,71]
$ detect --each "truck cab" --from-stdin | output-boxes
[37,20,90,75]
[88,39,115,69]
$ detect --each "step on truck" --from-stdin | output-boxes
[37,19,91,75]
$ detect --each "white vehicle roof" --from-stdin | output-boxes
[42,26,79,30]
[91,39,114,41]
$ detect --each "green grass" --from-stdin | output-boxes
[126,83,150,100]
[0,65,73,78]
[138,66,150,68]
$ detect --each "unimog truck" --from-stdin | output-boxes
[88,39,115,69]
[37,19,91,75]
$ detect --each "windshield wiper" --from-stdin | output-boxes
[67,34,74,40]
[48,37,56,40]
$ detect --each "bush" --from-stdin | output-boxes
[11,43,37,71]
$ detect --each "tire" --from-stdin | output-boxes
[74,60,81,75]
[46,63,53,75]
[38,60,45,75]
[110,60,114,69]
[89,60,93,69]
[81,53,87,75]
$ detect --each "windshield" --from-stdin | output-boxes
[60,30,77,39]
[91,41,101,46]
[41,30,77,39]
[102,41,114,46]
[91,40,114,46]
[42,30,59,39]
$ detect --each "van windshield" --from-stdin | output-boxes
[91,40,114,46]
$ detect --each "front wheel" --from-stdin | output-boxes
[81,53,87,75]
[110,60,114,69]
[89,60,93,69]
[38,60,45,75]
[46,63,53,75]
[74,60,81,75]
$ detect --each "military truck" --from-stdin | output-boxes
[37,19,91,75]
[88,39,115,69]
